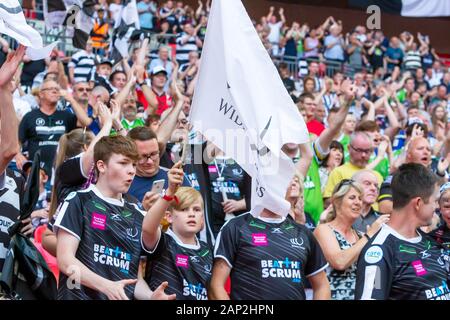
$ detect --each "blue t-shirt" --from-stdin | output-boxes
[137,1,155,30]
[67,104,100,135]
[128,166,190,202]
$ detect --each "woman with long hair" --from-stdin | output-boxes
[314,179,388,300]
[319,141,344,193]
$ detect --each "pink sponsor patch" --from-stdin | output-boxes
[208,165,217,173]
[91,212,107,230]
[176,254,189,268]
[411,260,427,276]
[252,233,268,246]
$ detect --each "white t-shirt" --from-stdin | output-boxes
[267,21,283,43]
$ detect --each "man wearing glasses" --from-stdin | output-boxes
[127,127,189,208]
[18,80,77,179]
[63,82,101,135]
[323,131,383,202]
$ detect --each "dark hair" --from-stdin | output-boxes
[94,136,140,176]
[298,92,315,104]
[127,126,158,142]
[391,163,437,210]
[356,120,379,133]
[405,122,428,137]
[321,140,345,168]
[109,70,127,83]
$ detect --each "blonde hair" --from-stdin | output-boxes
[326,180,363,222]
[169,187,204,212]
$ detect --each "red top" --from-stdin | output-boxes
[307,119,325,136]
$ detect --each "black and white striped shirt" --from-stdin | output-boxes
[176,33,199,65]
[68,50,96,83]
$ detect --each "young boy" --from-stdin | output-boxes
[141,161,213,300]
[54,135,158,300]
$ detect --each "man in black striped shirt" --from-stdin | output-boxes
[68,40,96,85]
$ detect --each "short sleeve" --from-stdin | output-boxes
[142,230,166,258]
[213,220,240,268]
[355,243,393,300]
[304,228,328,278]
[53,192,84,240]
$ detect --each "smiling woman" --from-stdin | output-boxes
[313,179,387,300]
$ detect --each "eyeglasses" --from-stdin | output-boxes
[77,87,92,92]
[350,144,373,155]
[138,152,160,164]
[41,87,60,92]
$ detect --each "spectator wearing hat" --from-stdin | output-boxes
[139,65,173,116]
[92,57,115,93]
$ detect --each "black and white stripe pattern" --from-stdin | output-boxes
[348,0,450,17]
[68,50,96,83]
[175,33,199,65]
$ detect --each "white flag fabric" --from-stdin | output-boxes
[0,0,55,60]
[189,0,309,217]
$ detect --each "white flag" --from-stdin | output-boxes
[189,0,309,217]
[0,0,55,60]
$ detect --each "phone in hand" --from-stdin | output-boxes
[151,179,165,195]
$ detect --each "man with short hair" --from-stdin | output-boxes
[323,132,383,199]
[352,170,381,233]
[297,92,325,136]
[127,127,189,205]
[355,163,449,300]
[18,80,77,177]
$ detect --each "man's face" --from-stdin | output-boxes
[184,24,194,35]
[418,185,439,227]
[151,73,167,89]
[135,138,160,177]
[405,79,415,92]
[355,172,379,206]
[171,113,189,143]
[302,97,316,118]
[159,48,169,60]
[349,135,373,168]
[112,73,127,90]
[407,137,431,167]
[98,64,112,77]
[73,83,91,103]
[309,63,319,75]
[39,81,61,105]
[123,96,138,121]
[315,105,326,123]
[439,190,450,226]
[98,153,136,194]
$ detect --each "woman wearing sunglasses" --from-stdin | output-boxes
[314,179,389,300]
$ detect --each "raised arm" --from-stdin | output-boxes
[296,141,313,178]
[0,45,26,174]
[141,161,184,251]
[156,82,184,152]
[316,79,355,153]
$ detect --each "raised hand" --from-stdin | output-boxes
[167,161,184,196]
[0,45,26,88]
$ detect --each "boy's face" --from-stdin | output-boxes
[167,200,204,236]
[97,153,136,194]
